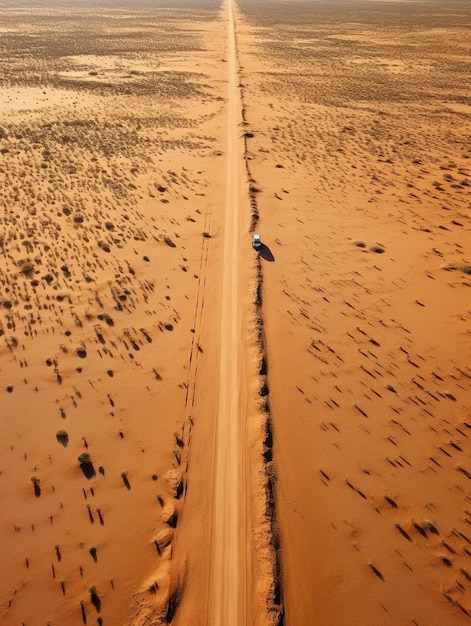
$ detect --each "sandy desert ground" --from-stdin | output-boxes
[1,0,470,624]
[235,0,471,624]
[0,1,229,623]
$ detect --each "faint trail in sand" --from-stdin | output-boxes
[208,0,249,623]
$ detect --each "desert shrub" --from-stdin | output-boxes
[18,259,35,276]
[164,235,176,248]
[121,472,131,490]
[56,430,69,446]
[31,476,41,497]
[89,585,101,611]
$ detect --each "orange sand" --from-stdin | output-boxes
[0,2,227,623]
[1,0,470,625]
[236,0,471,624]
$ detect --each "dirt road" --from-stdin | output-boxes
[207,0,249,623]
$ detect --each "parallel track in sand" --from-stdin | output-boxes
[208,0,249,623]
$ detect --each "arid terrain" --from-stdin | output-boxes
[236,0,471,624]
[0,1,227,623]
[0,0,470,624]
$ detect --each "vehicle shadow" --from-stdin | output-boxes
[260,243,275,262]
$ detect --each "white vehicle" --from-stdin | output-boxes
[252,234,261,250]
